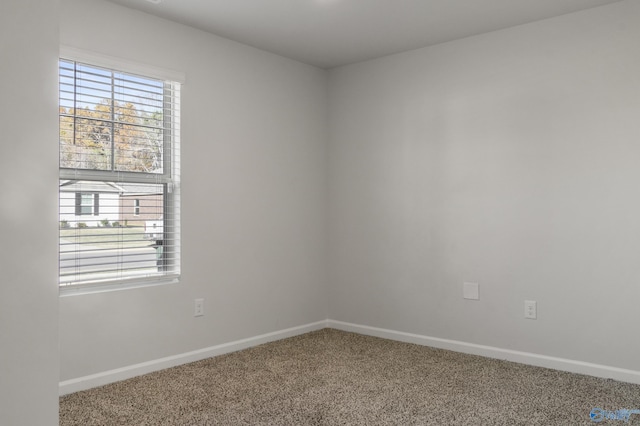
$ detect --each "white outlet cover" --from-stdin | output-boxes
[524,300,537,319]
[463,282,479,300]
[194,298,204,317]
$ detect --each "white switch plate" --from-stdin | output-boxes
[463,282,479,300]
[524,300,537,319]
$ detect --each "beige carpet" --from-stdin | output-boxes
[60,329,640,425]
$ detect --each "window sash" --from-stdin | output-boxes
[59,180,179,287]
[59,59,179,179]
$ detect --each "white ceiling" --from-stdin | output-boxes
[107,0,622,69]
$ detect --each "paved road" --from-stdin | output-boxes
[59,246,158,279]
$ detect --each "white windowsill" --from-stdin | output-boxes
[59,275,180,297]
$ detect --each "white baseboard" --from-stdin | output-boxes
[60,318,640,396]
[59,320,328,396]
[327,320,640,385]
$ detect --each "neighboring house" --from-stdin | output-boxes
[59,181,163,228]
[59,180,122,227]
[118,185,164,226]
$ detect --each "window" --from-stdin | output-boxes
[59,56,181,290]
[75,193,99,216]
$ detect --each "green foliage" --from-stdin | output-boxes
[60,220,69,229]
[100,218,111,227]
[77,222,87,229]
[59,100,164,173]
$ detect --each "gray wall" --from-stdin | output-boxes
[0,1,60,425]
[2,0,640,423]
[328,0,640,371]
[59,0,328,381]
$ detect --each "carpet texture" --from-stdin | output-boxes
[60,329,640,425]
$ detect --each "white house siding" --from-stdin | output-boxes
[59,192,120,227]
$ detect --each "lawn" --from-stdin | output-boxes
[60,226,152,250]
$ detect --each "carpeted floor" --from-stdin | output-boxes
[60,329,640,425]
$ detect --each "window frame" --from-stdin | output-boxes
[59,47,184,295]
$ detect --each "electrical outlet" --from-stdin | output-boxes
[524,300,537,319]
[194,298,204,317]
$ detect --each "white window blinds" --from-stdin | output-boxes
[59,58,180,289]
